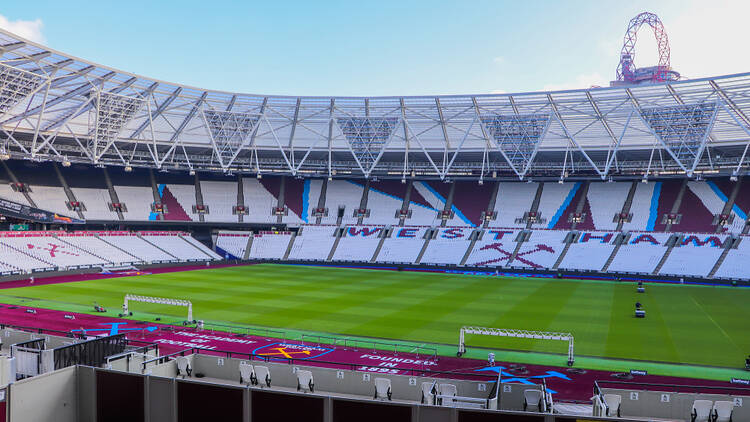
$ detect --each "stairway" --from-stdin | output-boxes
[601,232,628,272]
[138,234,178,260]
[483,181,500,228]
[398,180,413,227]
[237,175,245,223]
[440,182,456,227]
[460,229,482,265]
[102,167,124,221]
[664,179,688,232]
[148,169,163,221]
[370,227,390,263]
[1,160,36,208]
[194,173,205,223]
[552,231,577,270]
[414,228,434,264]
[53,163,85,220]
[357,179,370,225]
[96,235,140,262]
[615,181,639,231]
[282,232,296,260]
[526,183,544,229]
[716,178,742,233]
[569,182,590,230]
[276,176,286,224]
[54,236,113,264]
[708,236,739,278]
[326,228,344,261]
[315,178,328,225]
[652,234,682,275]
[507,231,530,266]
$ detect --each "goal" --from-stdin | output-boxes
[122,294,193,322]
[457,326,575,366]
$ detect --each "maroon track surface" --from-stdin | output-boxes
[1,303,748,402]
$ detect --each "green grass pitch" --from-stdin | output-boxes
[1,264,748,370]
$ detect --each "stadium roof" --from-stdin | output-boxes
[1,28,749,180]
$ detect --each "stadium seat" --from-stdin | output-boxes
[420,382,436,405]
[603,394,621,417]
[438,383,457,406]
[373,378,392,401]
[712,401,733,422]
[175,356,191,379]
[523,389,543,412]
[692,400,713,422]
[296,369,314,393]
[239,362,257,386]
[254,365,271,387]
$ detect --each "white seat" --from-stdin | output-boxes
[603,394,621,417]
[712,401,734,422]
[692,400,713,422]
[523,389,543,412]
[438,383,457,406]
[175,356,191,378]
[421,382,436,405]
[296,369,314,393]
[254,365,271,388]
[374,378,392,401]
[239,362,256,385]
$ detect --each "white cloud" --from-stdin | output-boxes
[490,89,507,94]
[663,0,750,79]
[542,72,610,92]
[593,1,750,82]
[0,14,45,44]
[492,56,505,64]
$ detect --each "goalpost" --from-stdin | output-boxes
[123,294,193,322]
[457,326,575,366]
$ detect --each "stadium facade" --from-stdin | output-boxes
[0,29,750,182]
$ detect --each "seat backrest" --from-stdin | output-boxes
[524,389,543,410]
[255,365,270,380]
[692,400,713,421]
[374,378,391,395]
[712,401,734,421]
[297,370,313,386]
[421,382,436,405]
[603,394,621,415]
[175,356,189,372]
[239,362,254,382]
[439,384,457,396]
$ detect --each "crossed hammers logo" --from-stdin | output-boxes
[27,243,79,258]
[473,242,554,268]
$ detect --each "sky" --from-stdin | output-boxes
[0,0,748,97]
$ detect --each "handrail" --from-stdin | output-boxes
[188,346,496,380]
[593,381,610,417]
[299,333,438,359]
[141,348,193,371]
[106,343,159,365]
[596,379,750,394]
[197,322,286,340]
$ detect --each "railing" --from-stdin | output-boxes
[0,323,79,339]
[299,333,438,359]
[595,379,750,395]
[141,348,193,371]
[187,346,495,380]
[198,321,286,340]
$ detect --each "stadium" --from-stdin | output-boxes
[0,8,746,422]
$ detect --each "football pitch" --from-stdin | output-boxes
[1,264,748,372]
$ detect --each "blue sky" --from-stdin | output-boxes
[1,0,747,96]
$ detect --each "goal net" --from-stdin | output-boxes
[122,294,193,322]
[458,326,574,366]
